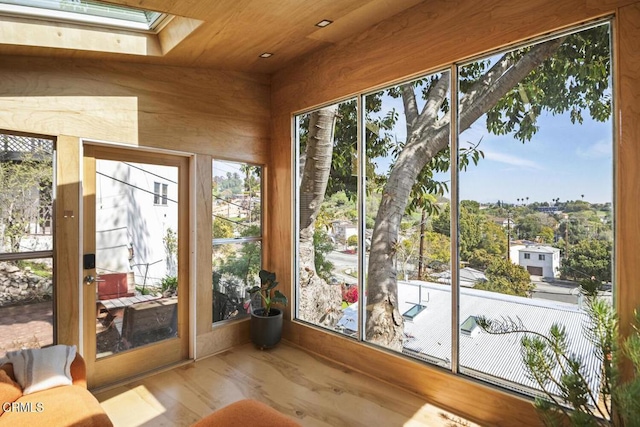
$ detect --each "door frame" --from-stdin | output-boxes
[82,143,190,388]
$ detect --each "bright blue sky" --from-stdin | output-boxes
[369,94,613,205]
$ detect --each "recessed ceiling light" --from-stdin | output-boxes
[315,19,333,28]
[259,52,273,58]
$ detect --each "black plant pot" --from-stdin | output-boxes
[250,307,283,349]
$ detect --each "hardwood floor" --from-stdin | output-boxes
[93,342,479,427]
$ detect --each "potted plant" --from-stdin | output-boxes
[248,269,288,349]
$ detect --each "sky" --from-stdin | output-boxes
[367,88,613,206]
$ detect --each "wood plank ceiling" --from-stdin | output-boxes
[0,0,424,73]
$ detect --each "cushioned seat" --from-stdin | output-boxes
[1,384,112,426]
[193,399,301,427]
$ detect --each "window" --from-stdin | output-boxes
[294,21,613,399]
[0,132,55,358]
[295,99,359,337]
[457,22,612,395]
[212,160,262,323]
[153,182,168,206]
[0,0,169,32]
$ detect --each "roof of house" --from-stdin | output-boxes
[431,267,487,288]
[520,245,561,254]
[337,281,601,398]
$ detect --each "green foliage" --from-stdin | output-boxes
[347,234,358,247]
[433,203,506,264]
[478,293,640,427]
[540,226,556,244]
[0,144,53,252]
[16,261,51,279]
[561,239,612,282]
[423,231,451,266]
[517,214,544,240]
[247,269,288,316]
[484,26,610,143]
[213,218,234,238]
[313,229,334,282]
[476,257,533,297]
[160,276,177,294]
[215,241,261,288]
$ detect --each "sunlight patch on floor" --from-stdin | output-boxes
[403,403,477,427]
[98,385,165,426]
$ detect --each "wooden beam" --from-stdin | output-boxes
[616,2,640,354]
[55,135,80,347]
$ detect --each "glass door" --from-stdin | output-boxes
[83,144,189,388]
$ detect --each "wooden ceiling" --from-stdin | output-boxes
[0,0,424,73]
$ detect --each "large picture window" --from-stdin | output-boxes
[212,160,262,323]
[0,132,55,358]
[294,21,613,399]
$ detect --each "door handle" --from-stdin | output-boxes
[84,275,105,285]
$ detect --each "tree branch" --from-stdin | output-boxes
[459,37,565,131]
[401,83,419,136]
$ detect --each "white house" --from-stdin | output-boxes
[517,245,561,278]
[331,220,357,245]
[95,160,179,291]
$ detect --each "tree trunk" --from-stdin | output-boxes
[298,106,344,326]
[365,38,564,350]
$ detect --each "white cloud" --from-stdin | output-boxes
[577,139,612,159]
[483,150,544,170]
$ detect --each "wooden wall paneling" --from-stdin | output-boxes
[55,135,81,347]
[616,2,640,357]
[0,56,270,164]
[195,154,213,337]
[268,113,293,323]
[269,0,636,426]
[196,320,250,358]
[272,0,615,115]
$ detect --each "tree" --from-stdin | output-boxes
[213,217,234,239]
[297,97,395,325]
[475,257,534,297]
[300,25,611,350]
[0,144,52,253]
[298,106,344,325]
[517,214,544,240]
[560,239,612,282]
[365,26,610,350]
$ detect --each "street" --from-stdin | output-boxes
[327,250,588,305]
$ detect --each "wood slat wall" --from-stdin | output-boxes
[270,0,640,425]
[0,56,270,361]
[0,56,270,162]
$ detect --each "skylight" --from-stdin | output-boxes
[0,0,169,31]
[460,315,479,337]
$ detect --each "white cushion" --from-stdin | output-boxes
[5,345,76,394]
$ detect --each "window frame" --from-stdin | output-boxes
[211,160,264,325]
[0,131,56,352]
[292,17,615,399]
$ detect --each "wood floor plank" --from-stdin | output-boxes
[94,342,478,427]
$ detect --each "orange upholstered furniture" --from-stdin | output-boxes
[0,353,112,426]
[193,399,301,427]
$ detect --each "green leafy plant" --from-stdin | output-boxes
[248,269,288,316]
[477,280,640,426]
[160,276,178,294]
